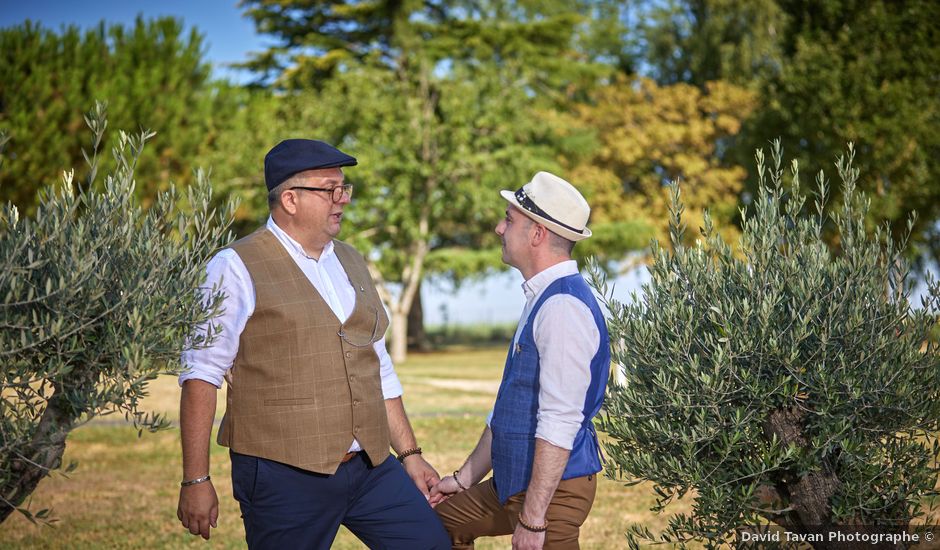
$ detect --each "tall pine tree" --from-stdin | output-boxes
[0,17,217,212]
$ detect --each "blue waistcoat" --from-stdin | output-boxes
[490,273,611,504]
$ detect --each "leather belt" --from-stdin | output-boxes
[340,451,359,464]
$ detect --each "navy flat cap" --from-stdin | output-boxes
[264,139,357,191]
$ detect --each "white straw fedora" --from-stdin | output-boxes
[499,171,592,242]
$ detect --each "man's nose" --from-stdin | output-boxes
[495,220,505,235]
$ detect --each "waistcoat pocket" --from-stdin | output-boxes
[339,306,380,348]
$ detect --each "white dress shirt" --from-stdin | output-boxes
[180,217,403,451]
[487,260,601,450]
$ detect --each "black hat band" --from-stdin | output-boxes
[514,188,584,235]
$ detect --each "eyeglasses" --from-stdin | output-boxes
[289,183,354,203]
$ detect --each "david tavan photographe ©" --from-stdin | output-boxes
[739,529,932,545]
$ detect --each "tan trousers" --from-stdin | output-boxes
[434,474,597,550]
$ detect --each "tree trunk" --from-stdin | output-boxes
[1,392,72,523]
[407,280,430,352]
[390,237,428,365]
[390,308,408,365]
[761,407,908,550]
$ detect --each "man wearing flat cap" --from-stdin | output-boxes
[431,172,611,549]
[176,139,450,549]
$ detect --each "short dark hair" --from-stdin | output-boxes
[267,179,292,209]
[548,231,575,255]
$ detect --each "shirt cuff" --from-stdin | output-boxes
[381,372,404,399]
[534,415,584,450]
[178,368,223,389]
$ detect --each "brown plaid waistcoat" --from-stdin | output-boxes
[216,228,391,474]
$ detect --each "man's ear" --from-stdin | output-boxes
[280,189,298,215]
[530,223,547,246]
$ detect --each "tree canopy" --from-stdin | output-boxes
[752,0,940,267]
[566,76,757,249]
[0,17,215,213]
[635,0,783,87]
[635,0,940,269]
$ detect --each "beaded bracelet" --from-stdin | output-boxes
[517,514,549,533]
[396,447,422,462]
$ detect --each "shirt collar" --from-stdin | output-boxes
[521,260,579,301]
[266,216,335,261]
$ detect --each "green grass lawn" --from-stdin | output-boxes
[0,348,689,549]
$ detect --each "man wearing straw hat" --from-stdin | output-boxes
[431,171,611,549]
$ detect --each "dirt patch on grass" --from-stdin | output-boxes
[410,377,501,393]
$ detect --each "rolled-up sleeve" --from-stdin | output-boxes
[374,336,404,399]
[533,295,599,450]
[179,249,253,388]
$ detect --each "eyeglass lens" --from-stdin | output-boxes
[332,184,353,202]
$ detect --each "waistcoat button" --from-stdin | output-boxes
[345,352,352,358]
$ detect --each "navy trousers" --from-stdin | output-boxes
[231,451,450,550]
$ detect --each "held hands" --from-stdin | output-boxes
[177,481,219,540]
[428,473,464,507]
[401,454,441,501]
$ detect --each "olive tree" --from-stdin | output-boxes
[592,142,940,549]
[0,104,235,523]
